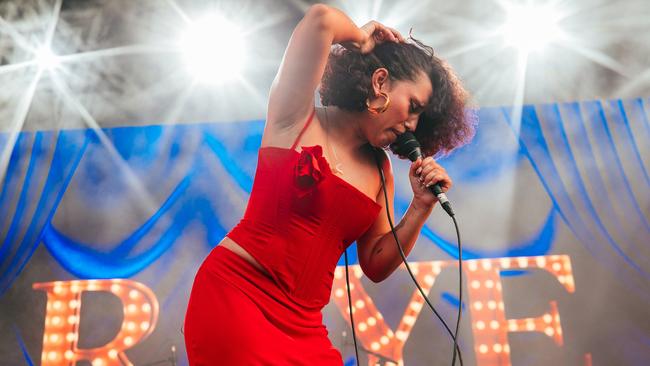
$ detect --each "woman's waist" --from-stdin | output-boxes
[219,237,270,277]
[220,230,339,310]
[201,244,326,327]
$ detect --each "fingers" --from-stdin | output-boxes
[356,21,406,54]
[375,28,395,42]
[415,157,452,192]
[409,157,422,175]
[360,21,377,36]
[386,26,405,42]
[371,22,404,43]
[421,171,452,191]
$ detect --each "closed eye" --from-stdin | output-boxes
[410,100,424,114]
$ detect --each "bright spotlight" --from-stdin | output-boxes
[500,3,563,53]
[179,15,246,84]
[34,47,60,70]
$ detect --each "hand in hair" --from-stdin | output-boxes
[342,20,405,54]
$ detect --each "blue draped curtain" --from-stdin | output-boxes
[1,98,648,297]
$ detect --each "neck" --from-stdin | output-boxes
[320,106,370,153]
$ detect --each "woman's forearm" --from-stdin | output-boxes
[364,199,434,282]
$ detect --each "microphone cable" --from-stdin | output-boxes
[342,147,464,366]
[449,215,463,366]
[374,148,465,366]
[344,249,361,366]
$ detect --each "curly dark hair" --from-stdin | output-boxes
[320,38,477,157]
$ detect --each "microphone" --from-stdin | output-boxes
[391,131,455,217]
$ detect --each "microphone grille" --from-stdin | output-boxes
[390,131,422,160]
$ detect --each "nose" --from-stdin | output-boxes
[404,116,418,131]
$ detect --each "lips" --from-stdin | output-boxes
[394,127,407,135]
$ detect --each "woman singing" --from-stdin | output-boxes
[184,3,475,365]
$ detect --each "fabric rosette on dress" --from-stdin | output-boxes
[294,145,331,197]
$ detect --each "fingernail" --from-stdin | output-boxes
[416,168,422,174]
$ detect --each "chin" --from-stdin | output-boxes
[385,132,398,146]
[371,136,389,149]
[368,132,396,149]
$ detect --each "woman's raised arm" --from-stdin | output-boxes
[266,5,367,134]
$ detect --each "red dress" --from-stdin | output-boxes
[184,110,381,365]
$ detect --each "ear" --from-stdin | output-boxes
[370,68,391,95]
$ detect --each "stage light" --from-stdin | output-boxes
[34,46,60,70]
[179,15,246,84]
[499,3,563,53]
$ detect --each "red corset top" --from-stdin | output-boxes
[226,110,382,309]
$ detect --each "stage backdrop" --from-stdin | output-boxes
[1,97,648,366]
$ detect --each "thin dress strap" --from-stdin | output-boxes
[289,108,316,151]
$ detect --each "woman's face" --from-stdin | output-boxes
[366,71,433,148]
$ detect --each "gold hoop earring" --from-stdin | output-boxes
[366,92,390,115]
